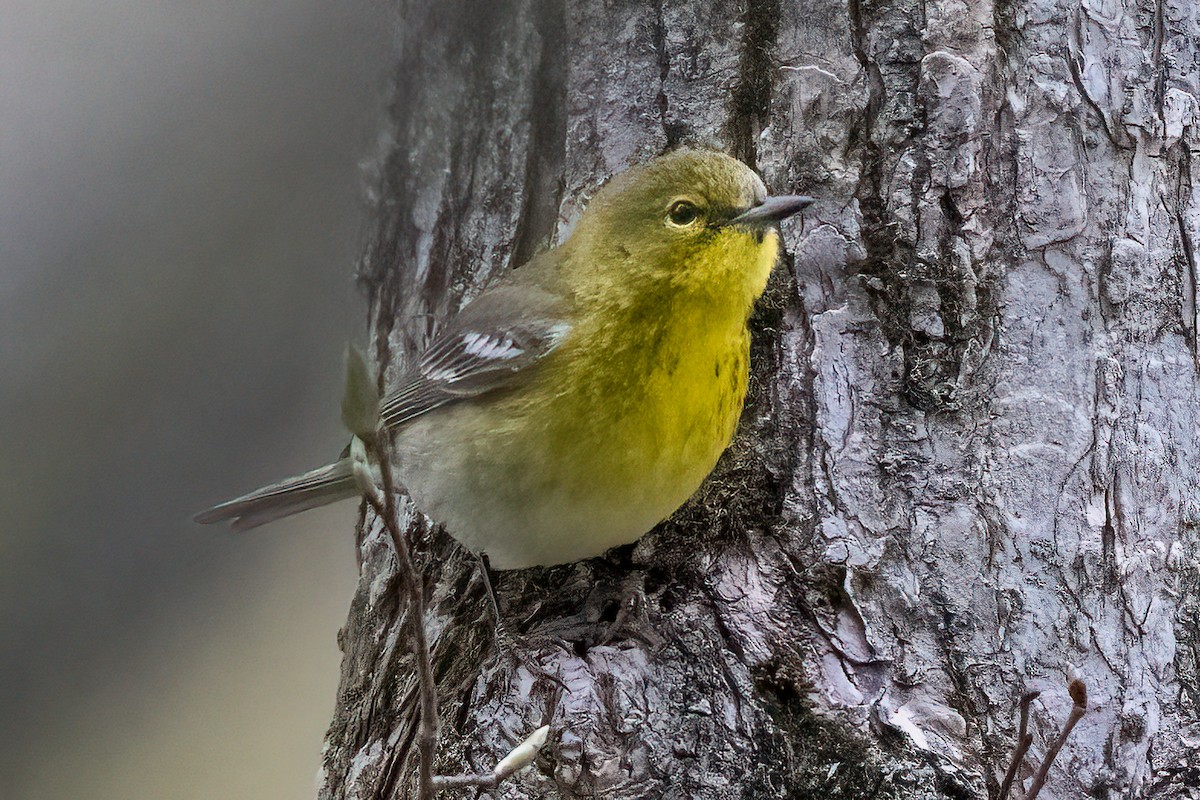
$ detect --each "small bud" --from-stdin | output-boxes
[341,345,380,439]
[493,725,550,780]
[1068,679,1087,709]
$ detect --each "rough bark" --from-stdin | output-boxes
[318,0,1200,797]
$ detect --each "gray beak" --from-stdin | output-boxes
[723,195,815,228]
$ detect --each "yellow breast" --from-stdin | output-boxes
[396,231,776,568]
[395,307,751,568]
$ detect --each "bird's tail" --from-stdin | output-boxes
[194,459,359,532]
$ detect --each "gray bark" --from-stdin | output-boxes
[318,0,1200,797]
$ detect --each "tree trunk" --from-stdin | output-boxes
[318,0,1200,797]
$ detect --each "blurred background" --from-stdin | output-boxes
[1,0,394,797]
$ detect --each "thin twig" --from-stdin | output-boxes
[1024,679,1088,800]
[432,724,551,792]
[998,690,1039,800]
[353,424,548,797]
[363,434,439,800]
[432,773,500,790]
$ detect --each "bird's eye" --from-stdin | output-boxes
[666,200,700,227]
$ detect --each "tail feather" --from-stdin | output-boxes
[194,459,358,531]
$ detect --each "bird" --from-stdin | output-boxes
[195,148,812,569]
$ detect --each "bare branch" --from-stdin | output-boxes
[998,690,1040,800]
[1024,680,1089,800]
[362,439,439,800]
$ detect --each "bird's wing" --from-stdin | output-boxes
[379,283,572,428]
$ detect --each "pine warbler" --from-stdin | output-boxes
[196,149,812,568]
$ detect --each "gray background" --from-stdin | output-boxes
[1,0,393,796]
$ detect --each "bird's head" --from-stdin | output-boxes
[565,149,812,309]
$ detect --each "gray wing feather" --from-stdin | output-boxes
[379,283,570,428]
